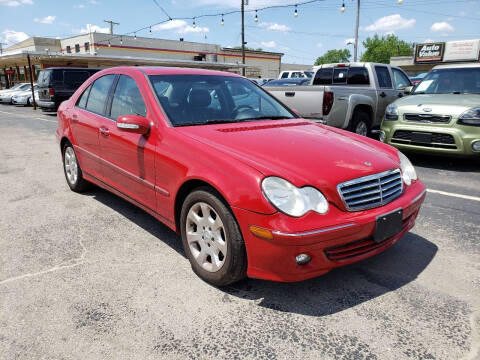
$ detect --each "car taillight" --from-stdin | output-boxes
[323,91,334,116]
[49,88,55,96]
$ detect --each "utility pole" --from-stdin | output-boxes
[241,0,246,76]
[354,0,360,62]
[27,53,37,110]
[0,42,6,55]
[103,20,120,35]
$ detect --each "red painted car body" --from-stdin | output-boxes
[56,66,426,282]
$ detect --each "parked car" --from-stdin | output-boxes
[0,83,33,104]
[57,66,426,286]
[381,63,480,156]
[278,70,313,79]
[266,62,413,136]
[0,82,28,95]
[263,78,311,87]
[12,86,39,106]
[248,78,274,86]
[37,67,100,111]
[410,72,427,86]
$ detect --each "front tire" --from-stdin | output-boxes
[180,187,247,286]
[62,144,91,192]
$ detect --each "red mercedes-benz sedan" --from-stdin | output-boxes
[56,66,426,286]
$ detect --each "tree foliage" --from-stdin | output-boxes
[360,34,413,64]
[314,49,351,65]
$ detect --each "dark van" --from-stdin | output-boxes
[37,67,100,111]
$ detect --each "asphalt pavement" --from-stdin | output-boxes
[0,104,479,360]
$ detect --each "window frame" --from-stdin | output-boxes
[77,74,117,118]
[106,74,148,121]
[375,65,393,89]
[75,84,92,109]
[66,45,71,54]
[347,66,370,86]
[392,67,412,90]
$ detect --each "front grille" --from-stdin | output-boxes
[391,130,457,149]
[324,214,414,261]
[404,114,451,123]
[337,169,403,211]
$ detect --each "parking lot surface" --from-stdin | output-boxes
[1,104,479,360]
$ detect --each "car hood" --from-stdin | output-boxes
[396,94,480,117]
[177,119,400,203]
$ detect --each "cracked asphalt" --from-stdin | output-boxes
[1,104,479,360]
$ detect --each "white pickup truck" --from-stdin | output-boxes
[266,62,413,136]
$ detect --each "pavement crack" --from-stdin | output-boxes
[0,238,88,286]
[462,309,480,360]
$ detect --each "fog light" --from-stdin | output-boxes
[379,131,386,142]
[472,141,480,152]
[295,253,311,265]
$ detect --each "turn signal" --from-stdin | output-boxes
[249,226,273,240]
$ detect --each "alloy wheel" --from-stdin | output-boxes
[185,202,227,272]
[355,121,368,136]
[64,147,78,185]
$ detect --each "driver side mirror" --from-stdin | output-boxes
[116,115,150,135]
[403,86,414,94]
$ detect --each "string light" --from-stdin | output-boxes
[294,4,298,17]
[193,18,196,28]
[254,10,259,22]
[341,2,345,12]
[108,40,111,47]
[120,36,123,45]
[149,26,152,34]
[221,14,224,26]
[134,32,137,39]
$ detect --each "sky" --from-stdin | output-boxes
[1,0,480,64]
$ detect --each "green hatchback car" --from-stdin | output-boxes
[380,63,480,156]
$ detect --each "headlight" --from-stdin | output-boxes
[261,176,329,217]
[458,107,480,127]
[398,151,417,186]
[385,104,398,121]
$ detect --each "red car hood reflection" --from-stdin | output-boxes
[177,119,400,192]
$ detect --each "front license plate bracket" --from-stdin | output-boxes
[374,208,403,243]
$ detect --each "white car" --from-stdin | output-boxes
[0,82,28,95]
[278,70,314,79]
[0,83,34,104]
[12,86,39,106]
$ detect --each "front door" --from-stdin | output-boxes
[97,73,157,211]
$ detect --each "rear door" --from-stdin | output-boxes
[98,73,157,211]
[391,67,412,98]
[70,74,116,180]
[374,65,397,126]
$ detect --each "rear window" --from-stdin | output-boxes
[333,68,348,84]
[347,67,370,85]
[37,70,51,87]
[313,68,333,85]
[85,75,116,115]
[375,66,392,88]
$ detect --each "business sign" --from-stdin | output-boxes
[415,43,445,63]
[4,69,15,75]
[443,39,480,62]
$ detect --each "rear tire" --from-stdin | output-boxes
[62,143,92,193]
[180,187,247,286]
[350,110,371,137]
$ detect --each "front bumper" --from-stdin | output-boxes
[232,180,426,282]
[381,120,480,156]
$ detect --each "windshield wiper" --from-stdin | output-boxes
[174,119,244,127]
[237,116,293,121]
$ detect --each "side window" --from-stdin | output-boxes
[313,68,333,85]
[375,66,392,88]
[64,71,90,88]
[291,72,302,78]
[347,67,370,85]
[76,85,91,108]
[86,75,116,115]
[281,72,289,79]
[392,68,411,89]
[110,75,147,119]
[66,46,71,54]
[333,68,348,84]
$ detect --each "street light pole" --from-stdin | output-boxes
[354,0,360,61]
[241,0,246,76]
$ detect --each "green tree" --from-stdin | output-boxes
[360,34,413,64]
[314,49,351,65]
[233,46,263,51]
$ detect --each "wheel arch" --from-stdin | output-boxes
[174,178,233,233]
[343,95,375,129]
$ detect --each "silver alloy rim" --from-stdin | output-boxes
[186,202,227,272]
[355,121,368,136]
[64,147,78,185]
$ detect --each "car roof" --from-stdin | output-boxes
[432,62,480,69]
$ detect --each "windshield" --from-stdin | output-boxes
[149,75,296,126]
[413,67,480,94]
[8,83,24,90]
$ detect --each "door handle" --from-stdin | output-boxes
[379,92,387,98]
[99,127,110,137]
[71,114,78,122]
[285,91,295,97]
